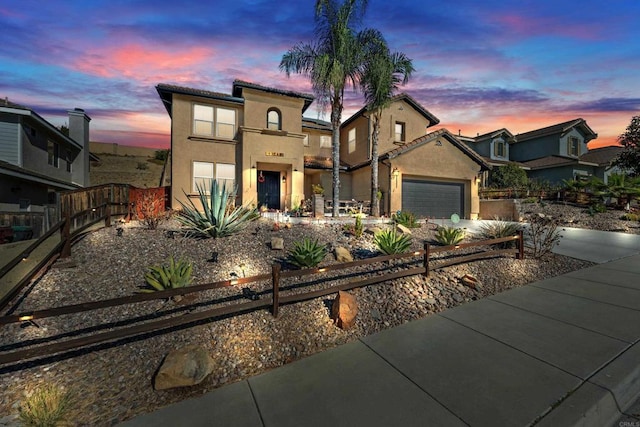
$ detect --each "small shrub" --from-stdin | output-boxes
[525,213,562,258]
[479,220,522,248]
[19,384,73,427]
[136,161,148,170]
[154,149,169,161]
[343,216,364,238]
[521,197,539,204]
[620,213,640,221]
[434,226,465,246]
[141,256,192,292]
[137,190,166,230]
[312,184,324,195]
[393,210,419,228]
[374,228,412,254]
[288,237,327,268]
[587,203,607,216]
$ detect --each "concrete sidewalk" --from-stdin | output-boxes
[121,250,640,427]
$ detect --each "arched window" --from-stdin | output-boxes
[267,108,281,130]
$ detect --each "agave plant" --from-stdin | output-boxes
[142,256,193,292]
[288,237,327,268]
[434,226,465,246]
[177,180,259,238]
[374,228,412,254]
[479,220,522,248]
[393,210,419,228]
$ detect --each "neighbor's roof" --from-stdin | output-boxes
[578,146,623,166]
[472,128,516,143]
[341,93,440,128]
[380,128,491,170]
[156,83,244,116]
[232,80,315,113]
[515,118,598,143]
[521,155,598,170]
[480,156,530,170]
[0,98,85,151]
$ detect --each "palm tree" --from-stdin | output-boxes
[280,0,372,217]
[359,34,414,217]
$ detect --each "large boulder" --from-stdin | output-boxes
[331,291,358,330]
[154,346,215,390]
[334,247,353,263]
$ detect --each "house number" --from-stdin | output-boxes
[265,152,284,157]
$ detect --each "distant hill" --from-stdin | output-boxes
[90,142,168,188]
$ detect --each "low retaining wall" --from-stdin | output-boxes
[480,199,519,221]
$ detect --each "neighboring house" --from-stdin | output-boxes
[0,99,94,212]
[576,145,625,184]
[157,81,490,219]
[512,118,598,184]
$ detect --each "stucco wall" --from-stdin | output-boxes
[479,199,519,221]
[384,135,481,219]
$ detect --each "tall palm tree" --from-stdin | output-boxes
[280,0,372,217]
[359,35,414,217]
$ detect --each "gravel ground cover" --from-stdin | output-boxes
[0,202,624,425]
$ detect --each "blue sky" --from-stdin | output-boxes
[1,0,638,148]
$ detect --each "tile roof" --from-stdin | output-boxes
[303,156,348,170]
[232,80,314,112]
[381,128,491,170]
[472,128,515,143]
[156,83,243,116]
[340,93,440,128]
[578,146,623,166]
[515,118,597,142]
[521,155,598,170]
[302,117,332,131]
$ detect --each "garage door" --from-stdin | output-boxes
[402,179,464,218]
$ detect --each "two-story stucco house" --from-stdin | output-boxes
[0,99,93,212]
[156,81,490,219]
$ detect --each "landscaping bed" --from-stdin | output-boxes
[0,214,597,425]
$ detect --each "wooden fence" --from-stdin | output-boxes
[0,230,523,366]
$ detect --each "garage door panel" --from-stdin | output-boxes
[402,179,464,218]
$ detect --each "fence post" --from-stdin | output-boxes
[60,210,71,258]
[272,263,280,317]
[517,230,524,260]
[104,202,111,228]
[423,242,430,277]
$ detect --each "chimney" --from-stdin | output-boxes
[68,108,91,187]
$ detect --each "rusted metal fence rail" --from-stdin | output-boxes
[0,232,524,366]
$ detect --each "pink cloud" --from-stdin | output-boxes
[492,14,601,41]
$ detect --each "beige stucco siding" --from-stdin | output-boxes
[384,135,481,219]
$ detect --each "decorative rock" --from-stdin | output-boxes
[331,291,358,330]
[396,224,412,235]
[365,226,382,235]
[370,308,381,321]
[461,274,482,290]
[452,293,463,303]
[334,247,353,263]
[154,346,215,390]
[271,237,284,250]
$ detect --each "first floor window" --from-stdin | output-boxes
[348,128,356,153]
[216,163,235,190]
[47,140,59,167]
[193,161,214,193]
[320,135,331,148]
[303,134,309,147]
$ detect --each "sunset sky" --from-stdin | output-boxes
[1,0,638,149]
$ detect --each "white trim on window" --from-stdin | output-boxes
[193,161,214,193]
[320,135,331,148]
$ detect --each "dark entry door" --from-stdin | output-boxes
[257,171,280,210]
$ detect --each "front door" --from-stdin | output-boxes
[257,171,280,210]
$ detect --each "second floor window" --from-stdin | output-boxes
[320,135,331,148]
[47,140,59,167]
[395,122,406,142]
[303,134,309,147]
[65,149,73,172]
[348,128,356,153]
[267,109,281,130]
[568,137,580,156]
[193,104,236,139]
[494,140,506,158]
